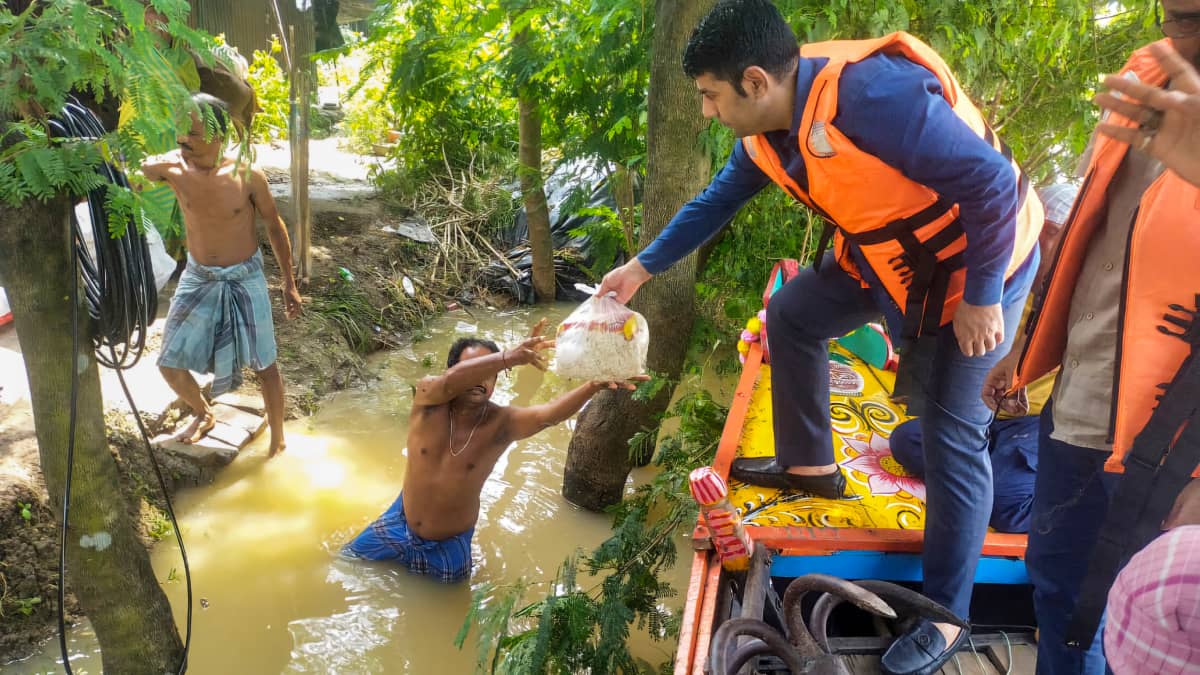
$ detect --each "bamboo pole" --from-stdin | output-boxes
[287,23,313,284]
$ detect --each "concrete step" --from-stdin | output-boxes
[153,432,238,467]
[212,391,266,415]
[211,403,267,438]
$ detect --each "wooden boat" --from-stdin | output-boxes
[675,262,1038,674]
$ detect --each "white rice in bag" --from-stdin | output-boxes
[553,290,649,382]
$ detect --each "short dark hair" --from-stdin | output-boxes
[191,92,229,137]
[683,0,799,97]
[447,338,500,368]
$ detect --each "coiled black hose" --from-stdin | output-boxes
[48,98,192,675]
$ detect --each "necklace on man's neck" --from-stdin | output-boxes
[448,403,488,457]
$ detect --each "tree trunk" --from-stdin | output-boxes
[0,196,184,671]
[518,89,555,302]
[612,164,637,255]
[562,0,716,511]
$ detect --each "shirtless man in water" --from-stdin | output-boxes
[142,93,302,457]
[343,320,643,582]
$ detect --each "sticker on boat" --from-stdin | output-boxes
[828,361,864,396]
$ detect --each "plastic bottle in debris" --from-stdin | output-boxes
[337,267,355,282]
[688,466,754,572]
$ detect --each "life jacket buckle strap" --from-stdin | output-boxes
[1157,294,1200,345]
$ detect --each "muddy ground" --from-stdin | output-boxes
[0,144,512,664]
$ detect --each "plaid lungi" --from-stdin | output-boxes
[341,493,475,583]
[157,250,277,395]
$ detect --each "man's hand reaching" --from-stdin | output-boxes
[503,334,555,371]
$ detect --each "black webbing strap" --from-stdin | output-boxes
[1064,298,1200,649]
[811,219,836,272]
[1064,408,1200,649]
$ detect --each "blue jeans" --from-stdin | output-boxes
[1027,405,1119,674]
[767,252,1030,619]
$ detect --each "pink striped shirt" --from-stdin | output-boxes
[1105,525,1200,674]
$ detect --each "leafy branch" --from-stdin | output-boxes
[458,387,726,674]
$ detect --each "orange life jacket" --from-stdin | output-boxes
[742,32,1043,338]
[1012,40,1200,474]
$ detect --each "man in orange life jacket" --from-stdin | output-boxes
[982,6,1200,673]
[597,1,1043,673]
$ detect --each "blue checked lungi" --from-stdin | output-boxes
[157,251,277,396]
[341,493,475,583]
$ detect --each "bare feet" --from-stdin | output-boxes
[177,410,216,444]
[268,437,286,458]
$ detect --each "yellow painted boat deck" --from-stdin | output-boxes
[730,341,926,531]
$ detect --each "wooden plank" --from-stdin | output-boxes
[841,649,1006,675]
[674,552,711,675]
[691,561,723,675]
[938,650,1000,675]
[211,403,267,438]
[711,343,762,478]
[985,642,1038,674]
[745,525,1029,559]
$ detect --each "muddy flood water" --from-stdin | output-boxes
[10,303,732,674]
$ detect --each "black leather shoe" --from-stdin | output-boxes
[880,618,970,675]
[728,458,849,499]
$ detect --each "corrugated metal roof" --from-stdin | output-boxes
[191,0,314,61]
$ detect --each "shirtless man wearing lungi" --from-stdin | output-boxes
[342,320,645,581]
[142,93,302,457]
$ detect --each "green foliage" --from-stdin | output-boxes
[247,38,289,142]
[775,0,1157,181]
[12,596,42,617]
[146,509,174,541]
[460,386,727,673]
[341,0,652,220]
[339,0,518,184]
[313,280,380,354]
[569,205,626,279]
[18,502,32,524]
[0,0,230,235]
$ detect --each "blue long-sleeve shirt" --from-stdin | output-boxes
[638,52,1032,308]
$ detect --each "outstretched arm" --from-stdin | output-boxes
[140,151,181,183]
[504,377,646,441]
[249,167,302,319]
[413,334,553,407]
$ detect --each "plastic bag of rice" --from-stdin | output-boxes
[554,287,649,382]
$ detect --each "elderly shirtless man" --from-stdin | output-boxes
[342,321,642,582]
[142,93,302,457]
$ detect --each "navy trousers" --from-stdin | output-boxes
[766,252,1028,619]
[1027,404,1118,674]
[890,415,1039,533]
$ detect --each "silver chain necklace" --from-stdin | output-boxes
[448,404,488,457]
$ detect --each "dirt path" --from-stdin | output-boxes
[0,138,471,664]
